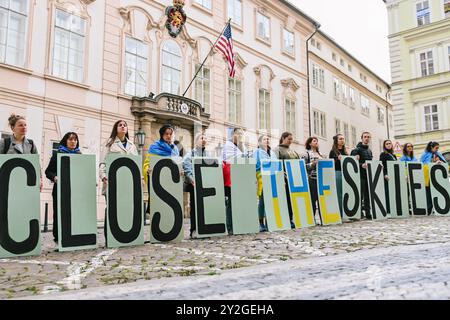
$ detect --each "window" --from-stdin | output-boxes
[258,89,270,129]
[445,0,450,18]
[257,12,270,42]
[124,37,147,97]
[377,107,385,123]
[424,104,439,131]
[333,77,340,100]
[349,87,356,106]
[313,109,326,138]
[283,29,294,55]
[0,0,28,67]
[343,123,349,143]
[419,50,434,76]
[228,0,242,26]
[332,52,337,61]
[340,58,345,67]
[341,82,348,104]
[360,72,367,82]
[376,84,382,93]
[361,94,370,115]
[416,1,430,26]
[348,64,352,72]
[195,0,212,10]
[316,42,321,50]
[52,9,86,82]
[335,119,341,135]
[311,38,316,47]
[312,64,325,91]
[161,41,182,95]
[195,65,211,114]
[228,78,241,124]
[351,126,357,147]
[285,99,296,133]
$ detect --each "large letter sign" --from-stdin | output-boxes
[317,160,342,226]
[106,154,144,248]
[261,160,291,231]
[58,154,97,252]
[407,163,428,216]
[341,156,361,221]
[193,158,227,238]
[429,163,450,216]
[284,159,315,228]
[230,158,260,235]
[366,161,388,220]
[150,156,184,243]
[0,155,41,258]
[386,162,409,219]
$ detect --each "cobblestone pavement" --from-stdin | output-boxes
[2,216,450,299]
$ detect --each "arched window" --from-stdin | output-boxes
[161,41,182,95]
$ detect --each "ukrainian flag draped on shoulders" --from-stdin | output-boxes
[143,139,180,184]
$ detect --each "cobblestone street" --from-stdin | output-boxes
[2,216,450,299]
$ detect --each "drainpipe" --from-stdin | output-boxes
[306,23,321,137]
[385,85,392,139]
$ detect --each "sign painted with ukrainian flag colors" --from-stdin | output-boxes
[317,160,342,226]
[341,156,361,221]
[261,160,291,231]
[0,155,41,258]
[284,159,315,228]
[230,159,260,235]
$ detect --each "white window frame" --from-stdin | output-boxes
[124,36,148,97]
[343,123,349,143]
[195,64,211,114]
[228,77,242,124]
[418,49,435,77]
[313,109,326,138]
[335,118,341,135]
[52,8,86,83]
[228,0,242,26]
[361,94,370,116]
[416,0,431,26]
[351,126,357,147]
[349,87,356,107]
[161,41,182,95]
[423,104,439,131]
[285,98,296,134]
[258,88,271,130]
[256,12,270,43]
[194,0,212,11]
[282,28,294,56]
[377,107,385,124]
[333,77,340,100]
[0,0,29,67]
[312,63,325,91]
[341,82,348,105]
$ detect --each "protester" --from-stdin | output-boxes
[272,132,300,229]
[351,132,373,219]
[379,140,397,213]
[400,143,418,162]
[99,120,139,241]
[45,132,81,243]
[0,114,38,155]
[328,134,348,216]
[222,128,246,235]
[182,133,210,238]
[303,137,325,224]
[253,134,271,232]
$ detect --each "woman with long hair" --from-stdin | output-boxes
[400,143,417,162]
[328,134,348,216]
[302,136,325,224]
[253,134,271,232]
[45,132,81,243]
[379,139,397,214]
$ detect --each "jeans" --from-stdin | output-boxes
[224,186,233,233]
[335,170,343,217]
[258,193,266,220]
[185,183,196,234]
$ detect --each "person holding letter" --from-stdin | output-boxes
[400,143,418,163]
[45,132,81,243]
[328,134,348,217]
[253,134,272,232]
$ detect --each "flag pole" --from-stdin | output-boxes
[182,18,232,97]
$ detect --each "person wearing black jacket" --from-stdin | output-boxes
[45,132,81,243]
[351,132,373,219]
[379,140,397,214]
[329,134,348,217]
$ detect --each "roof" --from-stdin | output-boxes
[279,0,321,28]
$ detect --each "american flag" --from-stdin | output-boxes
[216,23,236,78]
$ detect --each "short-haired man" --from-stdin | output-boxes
[351,132,373,219]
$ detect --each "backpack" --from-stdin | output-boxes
[2,137,34,154]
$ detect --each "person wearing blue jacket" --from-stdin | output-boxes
[253,134,271,232]
[399,143,418,162]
